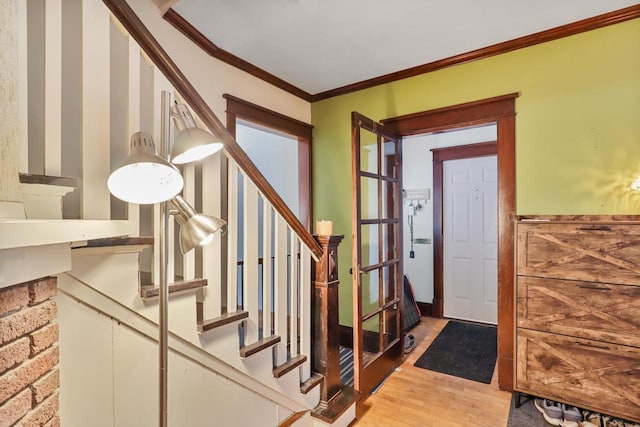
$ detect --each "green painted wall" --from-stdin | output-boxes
[311,19,640,324]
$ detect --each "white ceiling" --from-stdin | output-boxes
[172,0,639,95]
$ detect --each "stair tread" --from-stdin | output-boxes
[19,173,78,187]
[273,354,307,378]
[240,335,281,359]
[82,236,154,248]
[140,278,207,298]
[199,311,248,333]
[300,373,324,395]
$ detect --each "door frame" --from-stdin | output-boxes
[223,93,314,230]
[433,141,497,321]
[382,93,517,391]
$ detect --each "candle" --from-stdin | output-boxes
[315,220,333,236]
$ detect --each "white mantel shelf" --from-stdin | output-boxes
[0,219,136,250]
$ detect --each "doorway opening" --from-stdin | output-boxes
[403,124,498,325]
[382,93,517,391]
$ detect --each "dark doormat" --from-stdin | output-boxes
[413,320,497,384]
[507,394,547,426]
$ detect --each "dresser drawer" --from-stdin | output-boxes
[516,329,640,422]
[517,276,640,347]
[517,223,640,285]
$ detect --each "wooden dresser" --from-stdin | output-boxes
[515,216,640,422]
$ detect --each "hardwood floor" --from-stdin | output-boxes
[353,317,512,427]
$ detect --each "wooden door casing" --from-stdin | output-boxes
[383,94,516,390]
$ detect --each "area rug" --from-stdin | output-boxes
[507,394,547,427]
[413,320,497,384]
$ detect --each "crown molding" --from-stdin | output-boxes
[163,8,313,102]
[313,5,640,101]
[163,5,640,103]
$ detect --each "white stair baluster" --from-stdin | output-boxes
[262,202,273,339]
[289,232,298,356]
[44,0,62,177]
[299,244,312,378]
[81,0,110,219]
[202,152,223,318]
[182,161,195,280]
[17,0,28,174]
[126,36,140,235]
[243,178,259,343]
[227,161,239,312]
[274,215,289,363]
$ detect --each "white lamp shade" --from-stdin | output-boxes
[179,214,227,254]
[170,195,226,254]
[108,132,184,204]
[170,104,223,164]
[171,127,223,164]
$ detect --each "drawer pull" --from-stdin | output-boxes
[576,225,612,231]
[576,284,612,291]
[575,341,610,351]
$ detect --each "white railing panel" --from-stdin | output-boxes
[81,0,110,219]
[273,215,289,363]
[226,161,239,312]
[243,177,259,343]
[44,0,62,177]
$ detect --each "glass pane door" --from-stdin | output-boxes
[351,112,403,394]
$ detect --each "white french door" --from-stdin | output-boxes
[443,155,498,324]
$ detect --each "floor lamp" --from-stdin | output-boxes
[107,91,225,427]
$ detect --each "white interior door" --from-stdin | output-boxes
[443,155,497,324]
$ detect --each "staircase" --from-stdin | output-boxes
[56,239,317,426]
[6,0,354,425]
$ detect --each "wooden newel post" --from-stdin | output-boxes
[312,234,344,407]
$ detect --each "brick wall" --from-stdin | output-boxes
[0,277,59,427]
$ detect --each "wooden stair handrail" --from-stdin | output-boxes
[102,0,323,259]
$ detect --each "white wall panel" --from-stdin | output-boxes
[113,322,158,426]
[56,288,115,427]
